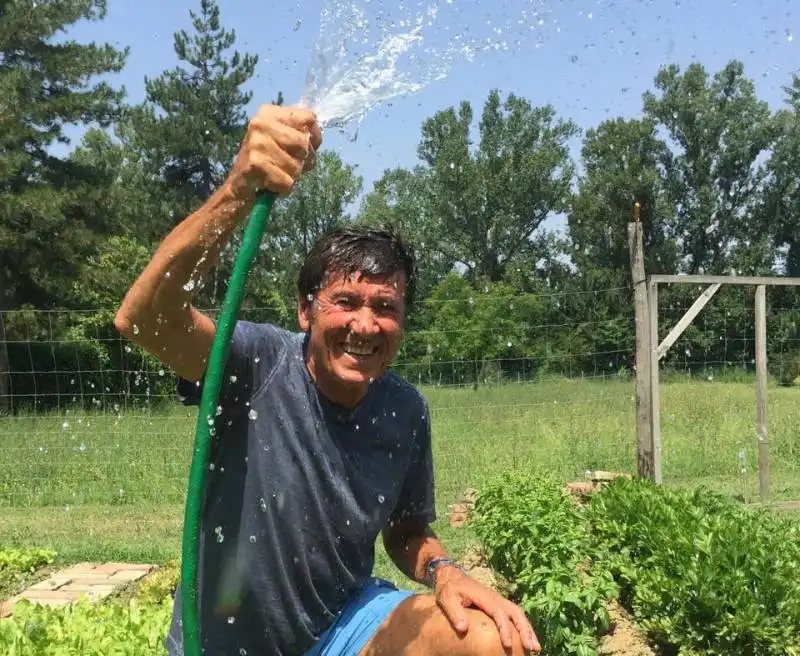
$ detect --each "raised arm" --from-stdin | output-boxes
[114,104,322,382]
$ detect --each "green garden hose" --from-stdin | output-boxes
[180,191,277,656]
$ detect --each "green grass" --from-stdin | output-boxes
[1,377,798,584]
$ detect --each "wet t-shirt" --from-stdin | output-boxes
[166,321,436,656]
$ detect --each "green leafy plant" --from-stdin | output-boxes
[0,548,56,574]
[0,597,172,655]
[472,471,618,655]
[587,479,800,655]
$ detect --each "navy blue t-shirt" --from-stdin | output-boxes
[167,321,436,655]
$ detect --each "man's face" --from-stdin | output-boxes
[298,270,406,406]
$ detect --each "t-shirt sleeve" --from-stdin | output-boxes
[175,320,286,416]
[390,397,437,525]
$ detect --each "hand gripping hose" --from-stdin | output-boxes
[180,191,277,656]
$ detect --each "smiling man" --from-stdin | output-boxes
[115,104,539,656]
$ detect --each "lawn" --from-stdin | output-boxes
[1,375,798,579]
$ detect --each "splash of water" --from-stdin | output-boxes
[298,0,548,136]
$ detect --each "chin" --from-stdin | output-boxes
[333,365,377,385]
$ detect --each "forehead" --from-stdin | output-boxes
[320,270,406,299]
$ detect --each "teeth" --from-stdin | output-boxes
[343,343,374,356]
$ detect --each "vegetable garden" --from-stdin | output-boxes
[3,475,799,655]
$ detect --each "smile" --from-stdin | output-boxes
[342,343,378,357]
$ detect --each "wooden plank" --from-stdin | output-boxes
[648,280,662,484]
[628,217,654,480]
[650,274,800,287]
[755,285,770,501]
[656,283,721,360]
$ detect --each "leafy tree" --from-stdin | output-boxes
[413,89,578,282]
[764,74,800,277]
[568,117,678,276]
[643,61,774,274]
[358,166,452,300]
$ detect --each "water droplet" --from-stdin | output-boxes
[259,498,267,512]
[248,409,258,421]
[216,405,223,416]
[249,535,256,543]
[227,616,235,624]
[230,375,238,383]
[158,369,165,376]
[183,280,196,292]
[378,494,385,503]
[209,463,216,471]
[132,324,139,335]
[62,421,69,431]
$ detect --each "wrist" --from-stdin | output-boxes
[424,557,466,589]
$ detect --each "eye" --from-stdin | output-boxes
[336,297,358,310]
[375,301,398,315]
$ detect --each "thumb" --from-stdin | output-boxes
[437,589,469,634]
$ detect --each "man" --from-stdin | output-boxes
[115,104,540,656]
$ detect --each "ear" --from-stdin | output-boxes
[298,295,312,332]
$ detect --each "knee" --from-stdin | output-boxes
[423,606,526,656]
[458,609,526,656]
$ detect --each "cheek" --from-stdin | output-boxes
[379,320,403,346]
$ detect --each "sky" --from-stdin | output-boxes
[63,0,799,227]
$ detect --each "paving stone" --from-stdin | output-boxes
[27,576,73,591]
[108,569,151,583]
[0,562,156,619]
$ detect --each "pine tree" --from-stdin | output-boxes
[0,0,128,310]
[129,0,260,228]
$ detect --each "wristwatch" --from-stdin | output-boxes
[424,557,465,588]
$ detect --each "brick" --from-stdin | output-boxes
[122,564,156,572]
[92,563,126,574]
[107,569,149,583]
[28,577,73,591]
[18,590,81,602]
[60,583,117,596]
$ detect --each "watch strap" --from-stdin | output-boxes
[424,557,464,588]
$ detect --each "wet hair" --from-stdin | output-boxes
[298,226,417,311]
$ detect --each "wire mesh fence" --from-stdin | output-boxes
[1,282,798,558]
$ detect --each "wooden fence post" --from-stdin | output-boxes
[628,202,655,480]
[755,285,770,500]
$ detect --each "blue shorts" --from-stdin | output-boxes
[305,578,414,655]
[166,578,413,656]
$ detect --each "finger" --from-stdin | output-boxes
[307,120,323,150]
[266,121,311,163]
[509,606,540,653]
[437,592,468,634]
[302,146,317,173]
[490,609,514,649]
[250,127,305,176]
[249,155,295,197]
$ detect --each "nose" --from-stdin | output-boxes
[350,306,380,336]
